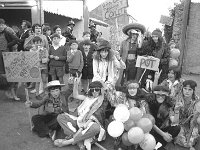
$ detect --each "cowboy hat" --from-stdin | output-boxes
[45,80,65,90]
[122,23,146,36]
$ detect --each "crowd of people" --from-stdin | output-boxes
[0,17,200,150]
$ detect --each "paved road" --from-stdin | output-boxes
[0,74,199,150]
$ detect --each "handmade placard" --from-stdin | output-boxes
[3,52,41,82]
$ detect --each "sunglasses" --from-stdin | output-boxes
[156,94,166,98]
[89,88,101,92]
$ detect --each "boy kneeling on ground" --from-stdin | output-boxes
[25,80,68,140]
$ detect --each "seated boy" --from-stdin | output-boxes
[25,80,68,140]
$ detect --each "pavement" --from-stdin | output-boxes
[0,74,199,150]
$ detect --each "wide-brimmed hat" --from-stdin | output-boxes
[96,40,111,51]
[45,80,65,90]
[82,40,92,45]
[122,23,146,36]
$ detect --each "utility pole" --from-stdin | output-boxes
[83,0,89,31]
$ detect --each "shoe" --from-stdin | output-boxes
[30,89,36,94]
[49,130,56,141]
[14,96,20,101]
[36,95,43,100]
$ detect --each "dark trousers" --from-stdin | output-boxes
[150,125,181,148]
[32,113,60,137]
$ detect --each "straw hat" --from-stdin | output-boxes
[45,80,65,90]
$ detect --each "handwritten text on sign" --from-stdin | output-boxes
[102,0,128,21]
[2,52,41,82]
[136,56,160,71]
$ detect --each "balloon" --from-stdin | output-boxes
[114,104,130,122]
[129,107,143,122]
[139,133,156,150]
[169,58,178,67]
[124,118,135,131]
[142,114,155,125]
[107,120,124,138]
[128,127,145,144]
[122,132,132,146]
[170,48,180,59]
[136,118,153,133]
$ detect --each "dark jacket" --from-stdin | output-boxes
[31,92,68,115]
[79,42,95,79]
[1,29,20,51]
[18,29,30,51]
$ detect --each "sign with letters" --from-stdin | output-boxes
[3,52,41,82]
[101,0,128,21]
[159,15,173,26]
[136,56,160,71]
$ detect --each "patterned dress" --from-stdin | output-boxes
[174,93,200,148]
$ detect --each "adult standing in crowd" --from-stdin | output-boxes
[63,20,76,43]
[89,21,99,43]
[24,23,49,51]
[43,26,52,46]
[0,18,20,100]
[53,25,66,46]
[92,40,125,86]
[117,23,146,86]
[18,20,32,51]
[138,28,170,88]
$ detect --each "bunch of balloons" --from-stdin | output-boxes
[169,48,180,67]
[107,104,157,150]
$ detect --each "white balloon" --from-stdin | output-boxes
[139,133,156,150]
[128,127,145,144]
[107,120,124,138]
[114,104,130,122]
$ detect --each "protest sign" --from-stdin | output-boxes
[136,56,160,71]
[2,52,41,82]
[159,15,173,26]
[102,0,128,21]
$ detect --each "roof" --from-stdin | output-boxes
[43,1,83,20]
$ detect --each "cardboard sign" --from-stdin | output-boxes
[136,56,160,71]
[2,52,41,82]
[159,15,173,26]
[102,0,128,21]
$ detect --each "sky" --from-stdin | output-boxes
[87,0,200,32]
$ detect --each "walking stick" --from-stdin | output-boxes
[138,69,147,84]
[25,88,33,131]
[95,142,108,150]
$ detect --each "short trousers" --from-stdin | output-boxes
[49,66,64,77]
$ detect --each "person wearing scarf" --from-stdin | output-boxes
[173,80,200,149]
[54,75,106,150]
